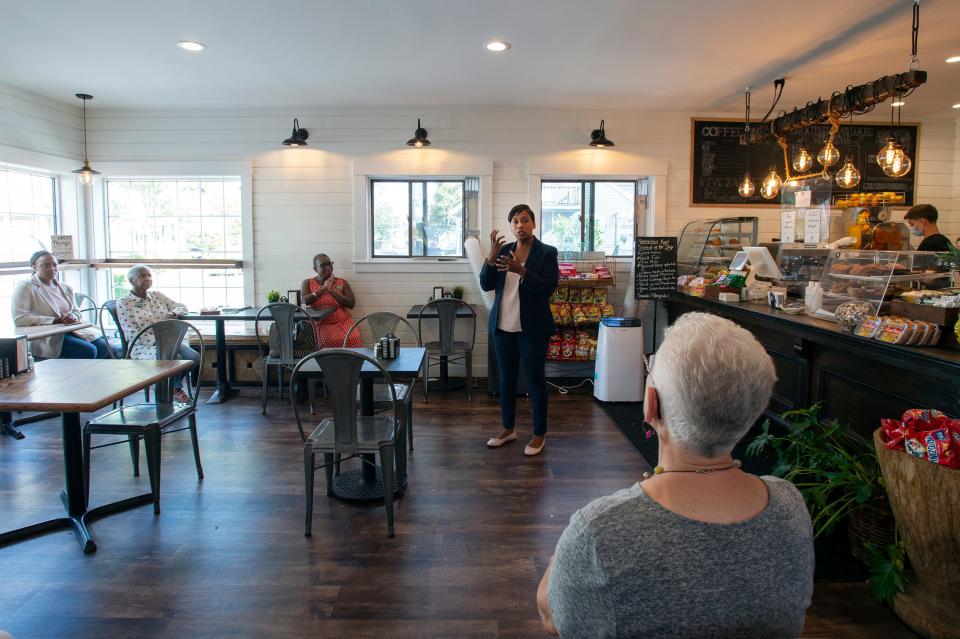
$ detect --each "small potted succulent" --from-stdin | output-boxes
[452,285,465,300]
[266,289,281,304]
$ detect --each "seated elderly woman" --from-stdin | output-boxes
[116,264,200,403]
[12,250,111,359]
[299,253,361,348]
[537,312,814,638]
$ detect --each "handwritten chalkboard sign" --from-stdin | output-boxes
[635,237,678,300]
[691,118,918,207]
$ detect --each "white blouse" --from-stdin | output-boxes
[117,291,188,359]
[497,264,524,333]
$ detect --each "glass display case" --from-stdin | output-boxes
[827,203,910,251]
[677,217,758,275]
[818,250,946,316]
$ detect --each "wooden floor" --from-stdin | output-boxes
[0,387,919,638]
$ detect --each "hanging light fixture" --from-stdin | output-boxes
[760,168,782,200]
[737,89,755,197]
[817,139,840,168]
[792,145,814,172]
[72,93,100,187]
[835,158,861,189]
[880,92,912,177]
[281,118,309,146]
[406,118,431,147]
[589,120,614,147]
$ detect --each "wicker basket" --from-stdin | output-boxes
[848,501,897,566]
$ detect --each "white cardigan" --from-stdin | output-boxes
[11,274,98,358]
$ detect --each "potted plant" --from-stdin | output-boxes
[267,289,281,304]
[451,285,465,300]
[747,406,902,603]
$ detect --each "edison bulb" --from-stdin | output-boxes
[882,145,912,178]
[792,146,813,172]
[876,138,897,168]
[78,169,94,186]
[760,169,782,200]
[835,158,861,189]
[817,141,840,168]
[737,174,755,197]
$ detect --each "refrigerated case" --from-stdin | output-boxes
[677,217,759,275]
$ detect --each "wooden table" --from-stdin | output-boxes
[0,358,194,553]
[181,306,333,404]
[300,346,426,500]
[1,322,96,439]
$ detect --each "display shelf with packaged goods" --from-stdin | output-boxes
[549,253,616,368]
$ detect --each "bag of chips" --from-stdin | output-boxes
[593,288,607,304]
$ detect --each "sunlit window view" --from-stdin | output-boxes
[105,178,243,309]
[371,179,466,257]
[540,180,637,255]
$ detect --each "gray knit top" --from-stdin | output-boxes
[546,476,814,638]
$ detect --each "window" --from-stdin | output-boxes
[540,180,638,256]
[104,177,243,309]
[0,166,56,262]
[370,179,472,258]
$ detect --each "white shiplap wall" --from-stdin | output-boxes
[0,82,81,160]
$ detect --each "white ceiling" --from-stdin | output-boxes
[1,0,958,117]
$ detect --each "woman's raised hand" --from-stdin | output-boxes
[488,229,505,264]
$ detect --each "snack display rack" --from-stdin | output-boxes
[549,252,616,364]
[677,217,759,276]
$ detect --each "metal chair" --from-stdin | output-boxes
[255,303,317,415]
[83,320,205,514]
[344,312,420,450]
[99,300,128,359]
[417,298,476,402]
[292,349,404,537]
[74,292,99,324]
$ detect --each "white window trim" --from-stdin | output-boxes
[89,161,254,303]
[352,154,492,273]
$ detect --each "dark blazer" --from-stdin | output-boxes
[479,236,559,340]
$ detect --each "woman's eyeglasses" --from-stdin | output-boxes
[316,261,333,268]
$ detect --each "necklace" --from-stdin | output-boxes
[642,459,741,480]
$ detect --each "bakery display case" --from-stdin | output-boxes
[827,200,910,251]
[677,217,759,275]
[818,250,946,316]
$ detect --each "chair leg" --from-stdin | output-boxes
[466,352,473,402]
[277,367,284,399]
[324,453,335,497]
[128,434,141,477]
[261,362,269,415]
[307,379,316,415]
[422,360,429,403]
[143,429,162,515]
[380,444,395,537]
[304,444,316,536]
[188,413,204,480]
[406,397,414,451]
[334,453,341,476]
[82,429,92,505]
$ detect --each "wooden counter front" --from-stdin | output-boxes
[665,294,960,436]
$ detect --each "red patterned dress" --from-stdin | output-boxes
[308,276,362,348]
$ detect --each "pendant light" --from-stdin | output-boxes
[835,107,860,189]
[817,139,840,168]
[792,145,813,172]
[760,168,782,200]
[406,118,431,147]
[880,94,912,177]
[281,118,309,146]
[72,93,99,186]
[737,89,755,197]
[589,120,614,147]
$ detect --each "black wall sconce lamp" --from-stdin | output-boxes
[282,118,309,147]
[406,118,431,147]
[589,120,614,147]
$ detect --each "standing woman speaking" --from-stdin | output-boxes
[480,204,559,456]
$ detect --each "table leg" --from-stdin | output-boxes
[206,319,235,404]
[359,378,377,484]
[60,412,96,553]
[1,411,25,439]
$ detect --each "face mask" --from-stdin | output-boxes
[911,225,924,237]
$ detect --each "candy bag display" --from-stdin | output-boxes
[879,408,960,468]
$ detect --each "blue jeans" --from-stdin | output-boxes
[493,330,549,436]
[172,344,202,390]
[60,334,112,359]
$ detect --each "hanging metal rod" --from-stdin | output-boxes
[739,69,926,145]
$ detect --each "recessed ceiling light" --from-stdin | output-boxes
[890,101,906,107]
[484,40,511,52]
[177,41,206,52]
[953,103,960,109]
[945,55,960,63]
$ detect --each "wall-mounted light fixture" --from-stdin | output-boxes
[589,120,614,147]
[72,93,99,186]
[281,118,309,147]
[406,118,431,147]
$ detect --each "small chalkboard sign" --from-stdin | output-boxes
[635,237,678,300]
[691,118,918,207]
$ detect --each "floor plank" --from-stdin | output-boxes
[0,388,918,638]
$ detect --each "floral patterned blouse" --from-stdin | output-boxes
[116,291,188,359]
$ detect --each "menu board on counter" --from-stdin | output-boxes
[691,118,918,206]
[634,237,678,300]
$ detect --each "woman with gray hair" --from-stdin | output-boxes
[537,312,814,638]
[116,264,199,403]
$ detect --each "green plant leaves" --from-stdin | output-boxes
[866,541,906,606]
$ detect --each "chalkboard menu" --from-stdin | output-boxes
[635,237,678,300]
[691,118,918,206]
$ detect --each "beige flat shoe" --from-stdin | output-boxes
[524,438,546,456]
[486,431,517,448]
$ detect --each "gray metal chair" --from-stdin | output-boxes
[83,320,205,514]
[417,298,476,402]
[99,299,128,360]
[74,292,99,324]
[292,349,403,537]
[344,312,420,450]
[255,303,317,415]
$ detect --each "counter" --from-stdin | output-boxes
[666,294,960,437]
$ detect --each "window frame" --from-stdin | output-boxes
[369,177,469,259]
[540,179,640,256]
[0,163,60,265]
